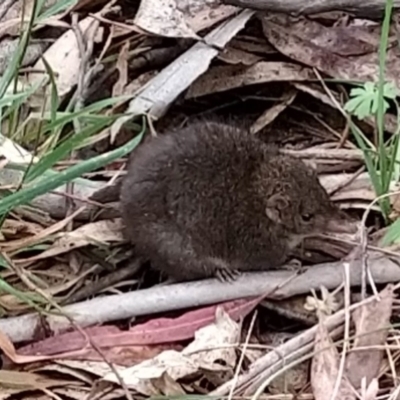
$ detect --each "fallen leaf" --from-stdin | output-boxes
[345,285,394,389]
[102,307,241,395]
[0,206,84,252]
[260,14,400,91]
[183,306,240,370]
[0,370,69,390]
[218,46,263,65]
[134,0,200,40]
[21,218,124,261]
[112,41,130,97]
[186,62,314,99]
[26,15,101,108]
[134,0,237,39]
[18,297,260,359]
[311,312,354,400]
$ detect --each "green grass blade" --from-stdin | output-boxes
[40,56,59,124]
[0,0,39,98]
[349,120,384,198]
[26,118,114,182]
[0,120,146,215]
[37,0,78,20]
[381,218,400,245]
[41,95,132,135]
[376,0,393,198]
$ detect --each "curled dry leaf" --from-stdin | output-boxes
[345,285,394,389]
[183,305,240,370]
[102,307,240,395]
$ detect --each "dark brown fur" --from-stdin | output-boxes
[120,121,353,281]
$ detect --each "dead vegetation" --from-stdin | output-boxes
[0,0,400,399]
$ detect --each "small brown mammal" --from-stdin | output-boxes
[120,121,354,282]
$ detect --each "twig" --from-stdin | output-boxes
[236,293,384,398]
[330,262,351,400]
[228,310,258,400]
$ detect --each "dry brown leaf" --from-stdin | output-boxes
[260,14,400,90]
[110,9,254,139]
[183,306,240,370]
[345,285,394,389]
[267,15,377,57]
[20,218,124,262]
[102,349,196,395]
[311,312,354,400]
[0,370,69,391]
[102,307,240,395]
[218,46,263,65]
[112,40,130,97]
[0,206,84,252]
[186,62,314,99]
[1,218,43,239]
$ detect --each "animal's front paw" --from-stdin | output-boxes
[215,267,241,282]
[205,257,241,282]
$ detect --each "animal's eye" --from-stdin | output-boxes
[302,213,313,222]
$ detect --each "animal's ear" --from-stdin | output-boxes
[265,193,290,223]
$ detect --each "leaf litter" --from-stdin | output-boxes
[0,0,400,399]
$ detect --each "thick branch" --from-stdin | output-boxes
[1,253,399,344]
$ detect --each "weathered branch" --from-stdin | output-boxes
[221,0,400,17]
[1,253,399,344]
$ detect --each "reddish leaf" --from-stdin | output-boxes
[18,297,261,359]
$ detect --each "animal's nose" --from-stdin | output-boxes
[326,216,358,234]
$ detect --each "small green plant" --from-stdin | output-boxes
[343,0,400,245]
[344,81,398,120]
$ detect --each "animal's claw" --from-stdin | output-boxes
[215,267,241,282]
